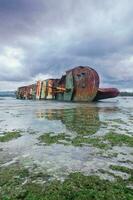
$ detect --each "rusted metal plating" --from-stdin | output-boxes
[16,66,119,102]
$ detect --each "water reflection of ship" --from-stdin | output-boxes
[36,107,100,135]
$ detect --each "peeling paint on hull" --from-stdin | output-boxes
[16,66,119,102]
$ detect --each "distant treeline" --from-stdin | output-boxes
[120,92,133,96]
[0,91,15,97]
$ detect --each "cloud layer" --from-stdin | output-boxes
[0,0,133,91]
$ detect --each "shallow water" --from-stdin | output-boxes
[0,97,133,181]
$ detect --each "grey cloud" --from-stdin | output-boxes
[0,0,133,90]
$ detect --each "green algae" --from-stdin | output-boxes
[71,136,108,149]
[0,164,133,200]
[0,164,51,200]
[104,132,133,147]
[24,173,133,200]
[39,132,70,145]
[0,131,21,142]
[39,131,108,149]
[0,164,29,199]
[110,165,133,183]
[98,169,122,180]
[39,130,133,150]
[110,165,133,174]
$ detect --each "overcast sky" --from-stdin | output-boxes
[0,0,133,91]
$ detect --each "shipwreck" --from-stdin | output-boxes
[16,66,119,102]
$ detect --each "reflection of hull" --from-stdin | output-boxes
[16,66,119,102]
[36,107,100,135]
[93,88,120,101]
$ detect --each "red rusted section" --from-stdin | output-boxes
[17,84,36,99]
[93,88,120,101]
[67,66,99,102]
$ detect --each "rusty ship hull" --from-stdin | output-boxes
[16,66,119,102]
